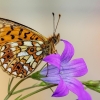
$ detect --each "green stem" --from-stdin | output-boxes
[18,84,56,100]
[11,76,30,93]
[12,84,40,95]
[4,76,30,100]
[4,93,12,100]
[8,77,14,93]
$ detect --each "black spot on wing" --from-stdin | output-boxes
[11,35,15,39]
[18,38,23,40]
[24,32,30,38]
[6,31,11,35]
[19,29,23,35]
[1,38,4,41]
[10,25,14,30]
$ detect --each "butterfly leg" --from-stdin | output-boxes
[46,63,49,77]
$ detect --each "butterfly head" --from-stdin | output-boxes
[48,33,60,46]
[45,33,60,54]
[51,33,60,45]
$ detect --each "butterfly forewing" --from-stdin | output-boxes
[0,19,47,45]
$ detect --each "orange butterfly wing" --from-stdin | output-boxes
[0,18,48,78]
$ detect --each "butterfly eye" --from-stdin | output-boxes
[52,37,57,44]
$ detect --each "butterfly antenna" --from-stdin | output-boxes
[54,14,61,34]
[52,12,55,35]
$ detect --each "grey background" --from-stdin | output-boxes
[0,0,100,100]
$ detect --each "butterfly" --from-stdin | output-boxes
[0,14,60,78]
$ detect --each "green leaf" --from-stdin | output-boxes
[39,82,50,86]
[83,80,100,93]
[83,80,100,86]
[30,71,44,80]
[86,85,100,93]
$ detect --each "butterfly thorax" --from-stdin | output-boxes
[45,34,60,55]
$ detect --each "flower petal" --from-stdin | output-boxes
[64,78,84,98]
[61,58,88,77]
[78,90,92,100]
[61,39,74,63]
[40,65,59,76]
[43,54,60,68]
[41,76,60,84]
[52,77,69,97]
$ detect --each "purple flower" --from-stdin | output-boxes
[40,40,92,100]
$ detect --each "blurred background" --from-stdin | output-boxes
[0,0,100,100]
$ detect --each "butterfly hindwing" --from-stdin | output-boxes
[0,40,44,77]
